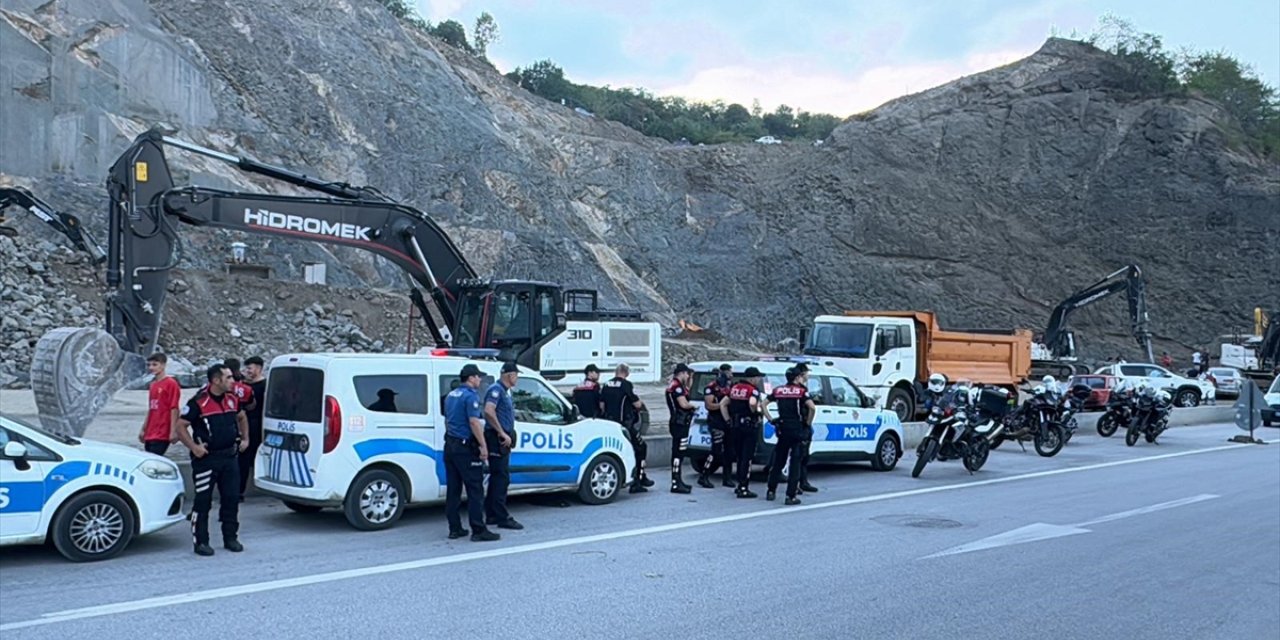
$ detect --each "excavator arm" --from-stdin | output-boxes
[1041,265,1153,361]
[103,129,476,353]
[0,186,106,263]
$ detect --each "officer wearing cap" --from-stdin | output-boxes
[763,367,817,505]
[368,388,399,412]
[791,362,819,494]
[666,363,697,494]
[697,363,735,488]
[444,364,500,542]
[571,364,604,418]
[483,361,523,531]
[721,366,764,498]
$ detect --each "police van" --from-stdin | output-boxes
[254,353,636,530]
[686,359,904,472]
[0,414,186,562]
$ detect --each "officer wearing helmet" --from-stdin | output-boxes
[923,372,948,411]
[1042,375,1061,401]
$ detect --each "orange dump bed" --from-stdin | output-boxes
[843,310,1032,386]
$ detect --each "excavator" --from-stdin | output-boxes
[1031,264,1154,377]
[23,128,661,436]
[1219,308,1280,385]
[0,186,106,263]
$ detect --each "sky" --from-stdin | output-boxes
[413,0,1280,116]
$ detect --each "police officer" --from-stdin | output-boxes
[721,366,764,498]
[697,363,735,488]
[483,361,523,530]
[602,363,652,493]
[764,367,817,505]
[666,363,697,494]
[791,362,819,494]
[175,364,249,556]
[444,364,500,542]
[571,364,604,418]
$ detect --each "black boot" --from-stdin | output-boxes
[722,466,735,488]
[696,472,715,489]
[671,459,693,493]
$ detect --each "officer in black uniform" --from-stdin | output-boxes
[175,364,249,556]
[721,366,764,498]
[764,367,817,505]
[791,362,819,494]
[571,364,603,418]
[665,363,697,494]
[601,363,652,493]
[697,363,735,488]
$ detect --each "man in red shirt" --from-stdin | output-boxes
[137,353,181,455]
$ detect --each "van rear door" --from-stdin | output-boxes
[261,365,327,489]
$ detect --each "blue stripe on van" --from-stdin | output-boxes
[353,438,611,486]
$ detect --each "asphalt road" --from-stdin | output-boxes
[1,424,1277,639]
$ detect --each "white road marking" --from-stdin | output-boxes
[2,438,1274,632]
[923,493,1221,559]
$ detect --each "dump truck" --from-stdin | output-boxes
[801,311,1032,421]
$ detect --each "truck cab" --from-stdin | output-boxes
[802,315,919,421]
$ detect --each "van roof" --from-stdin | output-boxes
[269,352,526,371]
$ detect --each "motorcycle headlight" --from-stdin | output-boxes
[136,459,180,480]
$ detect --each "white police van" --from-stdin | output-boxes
[255,353,636,530]
[687,359,904,472]
[0,414,186,561]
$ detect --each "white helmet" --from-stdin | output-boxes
[1042,375,1057,386]
[1157,390,1171,402]
[1033,385,1047,396]
[927,373,947,394]
[1142,385,1157,397]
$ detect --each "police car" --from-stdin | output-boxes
[254,353,637,530]
[0,414,186,562]
[687,359,904,472]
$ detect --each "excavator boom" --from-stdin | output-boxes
[1041,264,1153,362]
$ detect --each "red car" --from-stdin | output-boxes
[1066,374,1119,411]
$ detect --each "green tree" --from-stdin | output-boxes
[378,0,413,19]
[473,12,500,59]
[431,19,472,51]
[507,60,571,101]
[722,103,751,126]
[1087,14,1179,94]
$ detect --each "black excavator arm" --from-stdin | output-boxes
[0,186,107,263]
[104,129,476,354]
[1260,309,1280,370]
[1042,264,1153,362]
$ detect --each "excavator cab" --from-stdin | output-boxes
[452,281,566,366]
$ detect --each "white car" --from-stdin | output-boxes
[1093,363,1216,408]
[686,359,904,473]
[1264,376,1279,427]
[255,353,636,530]
[755,136,781,145]
[0,415,186,562]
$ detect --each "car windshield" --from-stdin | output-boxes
[1,415,80,446]
[805,322,873,358]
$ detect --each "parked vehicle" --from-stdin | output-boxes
[1055,383,1093,443]
[685,359,905,473]
[1264,376,1279,427]
[0,415,186,562]
[912,384,1000,478]
[1092,363,1215,408]
[802,311,1031,422]
[1207,367,1244,399]
[990,386,1066,457]
[1096,383,1137,438]
[1125,386,1172,446]
[754,136,782,145]
[1066,374,1119,411]
[255,354,636,530]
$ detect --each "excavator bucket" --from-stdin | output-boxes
[31,327,150,437]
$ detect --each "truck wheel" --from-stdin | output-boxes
[52,491,136,562]
[886,388,914,423]
[1174,388,1200,408]
[578,455,622,505]
[344,469,406,531]
[871,434,900,471]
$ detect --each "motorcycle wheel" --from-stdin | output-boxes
[1125,425,1140,447]
[1144,431,1156,443]
[912,438,937,479]
[1034,425,1065,457]
[963,438,990,472]
[1097,414,1118,438]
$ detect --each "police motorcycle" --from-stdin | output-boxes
[1055,382,1093,444]
[912,381,1000,478]
[990,384,1066,457]
[1125,385,1172,446]
[1095,381,1137,438]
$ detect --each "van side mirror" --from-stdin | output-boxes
[566,405,580,423]
[3,441,30,471]
[860,393,876,409]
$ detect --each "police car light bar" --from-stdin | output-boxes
[424,347,503,360]
[768,355,821,365]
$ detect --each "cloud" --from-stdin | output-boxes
[654,48,1031,116]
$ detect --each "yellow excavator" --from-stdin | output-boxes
[1220,307,1279,384]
